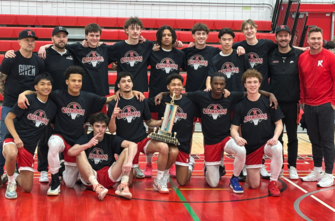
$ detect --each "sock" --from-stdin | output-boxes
[146,154,153,164]
[132,164,139,169]
[121,175,129,184]
[157,170,164,180]
[231,174,238,179]
[270,178,278,182]
[8,175,15,183]
[314,167,322,173]
[220,158,224,166]
[88,175,99,186]
[164,169,169,177]
[51,173,60,189]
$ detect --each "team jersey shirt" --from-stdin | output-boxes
[208,50,250,92]
[5,94,57,155]
[232,95,284,154]
[76,132,124,171]
[187,91,244,145]
[66,43,110,96]
[45,47,74,90]
[49,89,106,145]
[148,48,185,97]
[147,95,197,153]
[182,46,220,91]
[107,96,152,143]
[0,51,45,107]
[233,39,276,91]
[108,41,154,92]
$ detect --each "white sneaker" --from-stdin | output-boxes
[242,166,247,176]
[189,156,195,171]
[289,167,299,180]
[260,165,271,179]
[301,170,325,182]
[133,167,145,179]
[317,173,334,187]
[47,185,61,196]
[5,182,17,199]
[39,171,49,183]
[153,178,169,194]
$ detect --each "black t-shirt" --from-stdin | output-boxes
[76,132,124,171]
[232,95,284,154]
[49,89,106,145]
[233,39,276,91]
[0,51,45,107]
[147,95,197,153]
[66,43,110,96]
[107,96,152,143]
[148,48,185,97]
[108,41,154,92]
[5,94,57,155]
[187,91,244,145]
[208,50,250,92]
[45,47,74,90]
[182,46,220,91]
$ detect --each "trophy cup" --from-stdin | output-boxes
[148,92,180,146]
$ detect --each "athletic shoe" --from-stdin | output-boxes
[93,183,108,200]
[47,185,60,196]
[238,167,246,182]
[134,167,145,179]
[1,173,8,186]
[242,166,247,176]
[260,165,271,179]
[317,173,334,188]
[229,177,244,193]
[301,170,325,182]
[153,178,169,194]
[39,171,49,183]
[115,183,132,199]
[144,163,152,178]
[189,156,195,171]
[5,182,17,199]
[219,165,226,177]
[169,164,176,177]
[268,181,280,197]
[289,166,299,180]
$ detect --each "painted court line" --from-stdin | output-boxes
[282,177,335,212]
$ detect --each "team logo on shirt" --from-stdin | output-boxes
[203,104,227,120]
[88,148,108,164]
[188,55,208,70]
[219,62,239,79]
[120,50,143,67]
[82,51,104,67]
[18,65,36,76]
[174,107,187,123]
[27,110,49,127]
[248,52,263,68]
[61,102,85,120]
[244,108,268,125]
[156,58,178,74]
[117,105,141,123]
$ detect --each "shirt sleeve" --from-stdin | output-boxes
[111,135,124,155]
[38,57,45,72]
[231,104,243,126]
[185,91,200,103]
[146,97,156,109]
[208,57,216,76]
[232,42,242,50]
[271,105,284,123]
[107,44,118,64]
[0,57,14,76]
[229,92,245,104]
[10,103,26,119]
[107,100,116,118]
[74,134,89,145]
[143,99,152,121]
[329,54,335,105]
[90,93,107,113]
[65,42,81,54]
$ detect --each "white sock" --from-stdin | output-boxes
[121,175,129,184]
[8,175,15,183]
[164,169,169,176]
[132,164,139,169]
[88,175,99,185]
[146,154,153,164]
[157,170,164,180]
[314,167,322,173]
[220,157,224,166]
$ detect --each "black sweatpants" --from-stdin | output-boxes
[37,124,52,172]
[304,102,335,174]
[278,102,298,168]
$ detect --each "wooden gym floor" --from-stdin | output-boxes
[0,132,335,221]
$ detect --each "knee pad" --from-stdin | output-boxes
[48,136,64,155]
[205,165,220,187]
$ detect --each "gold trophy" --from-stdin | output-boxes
[148,92,180,145]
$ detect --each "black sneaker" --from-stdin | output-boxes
[219,165,226,177]
[238,171,246,182]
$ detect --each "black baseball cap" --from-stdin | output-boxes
[18,29,38,40]
[275,25,291,34]
[52,26,69,36]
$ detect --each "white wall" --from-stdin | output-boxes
[0,0,276,21]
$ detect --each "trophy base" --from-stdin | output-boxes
[148,132,180,146]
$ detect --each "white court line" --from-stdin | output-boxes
[282,177,335,212]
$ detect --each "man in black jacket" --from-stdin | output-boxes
[268,25,303,179]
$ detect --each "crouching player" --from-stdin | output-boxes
[3,73,57,199]
[68,112,137,200]
[230,69,284,196]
